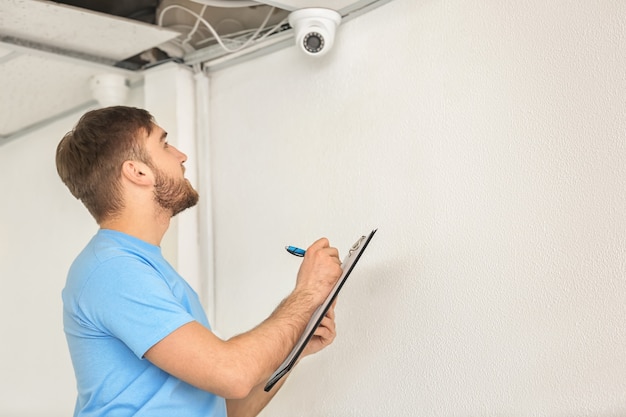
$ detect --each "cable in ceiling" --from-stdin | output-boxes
[157,3,287,54]
[187,0,260,7]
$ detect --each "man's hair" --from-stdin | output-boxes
[56,106,154,223]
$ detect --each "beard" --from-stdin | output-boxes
[152,167,199,217]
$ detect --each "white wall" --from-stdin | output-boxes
[0,110,95,415]
[208,0,626,415]
[0,88,145,415]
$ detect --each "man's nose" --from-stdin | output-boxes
[172,145,188,163]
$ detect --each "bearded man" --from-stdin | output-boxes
[56,106,342,417]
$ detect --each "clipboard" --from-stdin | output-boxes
[264,228,377,392]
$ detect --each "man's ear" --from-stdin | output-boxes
[121,160,153,185]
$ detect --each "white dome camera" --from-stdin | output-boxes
[288,8,342,57]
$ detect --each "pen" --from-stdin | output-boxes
[285,246,306,257]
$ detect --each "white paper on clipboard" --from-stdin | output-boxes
[264,228,377,392]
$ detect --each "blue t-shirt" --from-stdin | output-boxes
[62,229,227,417]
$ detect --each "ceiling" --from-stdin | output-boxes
[0,0,390,144]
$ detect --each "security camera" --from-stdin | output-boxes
[288,8,342,57]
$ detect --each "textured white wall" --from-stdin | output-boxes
[0,89,145,416]
[208,0,626,415]
[0,110,96,416]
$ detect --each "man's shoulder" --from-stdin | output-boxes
[77,229,162,265]
[65,230,159,293]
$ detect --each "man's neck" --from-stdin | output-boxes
[100,208,172,246]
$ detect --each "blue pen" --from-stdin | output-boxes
[285,246,306,257]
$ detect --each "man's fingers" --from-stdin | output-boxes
[308,237,330,250]
[325,302,336,320]
[307,238,340,261]
[315,315,336,337]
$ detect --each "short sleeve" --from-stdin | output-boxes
[77,256,196,358]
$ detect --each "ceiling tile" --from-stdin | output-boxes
[0,0,180,61]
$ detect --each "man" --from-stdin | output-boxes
[56,106,342,417]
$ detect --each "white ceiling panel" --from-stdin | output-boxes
[0,0,180,61]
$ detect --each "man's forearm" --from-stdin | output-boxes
[226,370,290,417]
[226,303,338,416]
[224,289,318,391]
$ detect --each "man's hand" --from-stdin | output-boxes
[295,238,341,357]
[295,238,342,305]
[302,301,337,357]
